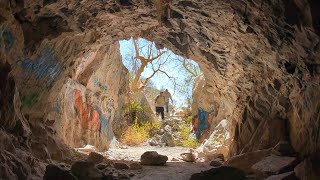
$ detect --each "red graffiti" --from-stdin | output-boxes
[73,89,100,131]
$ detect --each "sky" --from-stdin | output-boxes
[119,38,200,108]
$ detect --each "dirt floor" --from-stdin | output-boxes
[106,145,212,180]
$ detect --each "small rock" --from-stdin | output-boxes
[164,125,172,132]
[129,162,142,170]
[271,141,295,157]
[114,162,129,169]
[119,145,128,149]
[180,153,195,162]
[171,157,179,161]
[204,153,225,162]
[265,171,297,180]
[161,132,175,147]
[129,173,135,177]
[210,160,223,167]
[96,163,109,170]
[71,160,104,180]
[252,155,298,175]
[43,164,77,180]
[190,166,246,180]
[88,152,104,164]
[118,173,129,179]
[140,151,168,165]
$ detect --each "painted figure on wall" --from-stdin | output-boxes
[73,89,100,131]
[192,109,213,141]
[72,88,114,140]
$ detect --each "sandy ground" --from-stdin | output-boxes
[106,145,212,180]
[107,145,192,161]
[132,162,211,180]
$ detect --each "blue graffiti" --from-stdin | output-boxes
[53,101,61,113]
[19,48,62,87]
[197,108,208,140]
[2,31,14,50]
[93,78,108,92]
[95,105,114,141]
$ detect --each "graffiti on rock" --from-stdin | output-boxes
[93,77,108,92]
[18,48,62,87]
[65,81,114,140]
[2,30,14,50]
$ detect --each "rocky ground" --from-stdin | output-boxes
[107,146,191,162]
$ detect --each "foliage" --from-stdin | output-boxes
[124,96,145,124]
[175,118,198,148]
[120,120,161,146]
[120,122,149,146]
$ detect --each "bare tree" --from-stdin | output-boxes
[130,38,175,92]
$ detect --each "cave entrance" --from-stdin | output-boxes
[81,37,230,167]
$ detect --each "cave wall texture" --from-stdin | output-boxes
[0,0,320,178]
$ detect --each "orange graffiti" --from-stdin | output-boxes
[73,89,100,131]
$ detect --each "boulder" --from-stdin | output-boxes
[114,162,129,170]
[71,161,104,180]
[180,153,196,162]
[140,151,168,166]
[265,171,297,180]
[43,164,77,180]
[252,155,298,176]
[190,166,247,180]
[210,160,223,167]
[226,149,271,174]
[129,162,142,170]
[87,152,104,164]
[271,141,295,157]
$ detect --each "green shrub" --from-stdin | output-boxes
[175,118,198,148]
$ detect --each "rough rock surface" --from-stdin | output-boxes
[252,155,298,176]
[226,149,271,174]
[264,171,297,180]
[87,152,104,164]
[190,166,247,180]
[1,0,320,178]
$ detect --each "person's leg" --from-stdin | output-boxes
[156,107,160,117]
[160,107,164,120]
[166,101,169,113]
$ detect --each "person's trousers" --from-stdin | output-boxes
[166,101,169,113]
[156,107,164,120]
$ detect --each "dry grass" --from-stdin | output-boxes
[120,121,161,146]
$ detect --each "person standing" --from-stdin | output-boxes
[154,91,166,120]
[164,89,173,113]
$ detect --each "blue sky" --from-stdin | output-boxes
[119,38,200,107]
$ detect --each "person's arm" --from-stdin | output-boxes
[169,93,173,103]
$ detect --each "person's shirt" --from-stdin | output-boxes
[155,95,166,107]
[164,91,173,102]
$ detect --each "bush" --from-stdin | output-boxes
[175,118,198,148]
[120,122,149,146]
[120,121,161,146]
